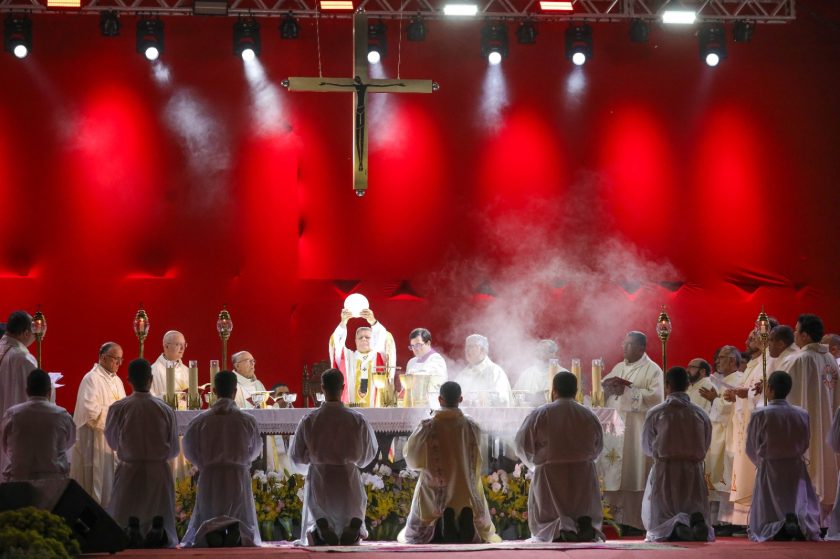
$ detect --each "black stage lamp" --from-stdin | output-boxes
[565,24,592,66]
[481,22,508,65]
[233,17,261,60]
[4,14,32,59]
[280,14,299,39]
[136,17,164,61]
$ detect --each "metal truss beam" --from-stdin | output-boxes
[0,0,796,23]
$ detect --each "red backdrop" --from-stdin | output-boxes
[2,4,840,410]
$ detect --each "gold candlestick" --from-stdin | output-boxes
[31,308,47,369]
[188,360,201,410]
[216,308,233,369]
[591,358,604,407]
[755,307,771,406]
[133,306,150,359]
[571,358,583,403]
[656,306,672,372]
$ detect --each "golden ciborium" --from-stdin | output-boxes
[371,372,391,408]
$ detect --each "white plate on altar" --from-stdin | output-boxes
[344,293,369,317]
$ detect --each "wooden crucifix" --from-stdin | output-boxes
[283,12,438,197]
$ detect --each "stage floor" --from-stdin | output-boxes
[81,537,840,558]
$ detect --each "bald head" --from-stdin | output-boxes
[162,330,186,361]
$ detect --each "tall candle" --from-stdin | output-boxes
[209,359,220,386]
[591,358,603,407]
[165,365,175,406]
[571,358,583,403]
[188,360,199,402]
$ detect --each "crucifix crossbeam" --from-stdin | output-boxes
[283,12,438,197]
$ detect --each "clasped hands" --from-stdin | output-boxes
[721,380,763,403]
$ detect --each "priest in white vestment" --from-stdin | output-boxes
[399,382,501,544]
[231,351,267,409]
[290,368,378,546]
[728,325,799,525]
[600,331,663,530]
[404,328,448,401]
[150,330,190,400]
[514,339,569,407]
[329,308,396,404]
[105,358,180,547]
[70,342,127,508]
[0,311,38,477]
[685,358,715,415]
[1,369,75,482]
[786,314,840,520]
[642,367,712,542]
[826,406,840,540]
[453,334,512,407]
[696,346,742,525]
[515,371,604,542]
[181,371,262,547]
[822,334,840,367]
[746,371,820,541]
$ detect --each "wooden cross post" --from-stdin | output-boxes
[283,12,437,197]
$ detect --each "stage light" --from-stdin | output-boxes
[320,1,354,10]
[481,22,508,65]
[234,17,260,60]
[516,20,537,45]
[193,0,228,15]
[407,16,425,42]
[733,20,754,43]
[444,4,478,17]
[699,23,727,67]
[662,3,696,25]
[539,1,573,11]
[629,18,649,43]
[280,14,299,39]
[367,21,386,64]
[136,17,163,61]
[99,11,121,37]
[4,14,32,59]
[565,24,592,66]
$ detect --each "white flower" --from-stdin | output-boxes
[296,488,305,501]
[525,470,533,480]
[267,471,281,482]
[491,482,502,492]
[513,463,522,478]
[488,472,499,483]
[378,464,392,476]
[253,470,268,484]
[499,471,509,483]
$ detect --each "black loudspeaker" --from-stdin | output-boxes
[50,480,128,554]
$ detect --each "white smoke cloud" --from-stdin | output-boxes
[243,58,289,137]
[478,64,509,133]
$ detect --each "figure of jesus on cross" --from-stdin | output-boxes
[283,12,438,197]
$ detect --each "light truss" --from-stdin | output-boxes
[0,0,796,23]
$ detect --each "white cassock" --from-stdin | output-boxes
[70,364,126,508]
[601,353,663,529]
[233,374,267,409]
[826,407,840,540]
[1,396,75,482]
[704,370,742,520]
[514,398,604,542]
[405,350,448,397]
[785,342,840,516]
[398,408,500,544]
[105,391,180,547]
[329,321,397,404]
[453,356,512,408]
[746,399,820,541]
[181,398,262,547]
[514,364,570,407]
[150,355,190,400]
[290,401,378,543]
[641,392,713,542]
[685,376,715,416]
[0,335,38,476]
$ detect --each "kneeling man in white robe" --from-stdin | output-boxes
[290,368,378,546]
[746,370,820,541]
[515,371,604,542]
[1,369,75,482]
[642,366,712,542]
[181,371,262,547]
[399,382,500,544]
[105,358,180,547]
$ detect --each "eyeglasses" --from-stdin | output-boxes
[408,343,428,350]
[104,355,124,363]
[166,342,188,349]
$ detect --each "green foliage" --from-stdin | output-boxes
[0,507,80,558]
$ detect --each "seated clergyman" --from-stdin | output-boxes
[290,368,378,546]
[398,381,501,544]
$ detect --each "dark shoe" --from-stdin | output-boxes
[671,523,693,542]
[125,517,143,549]
[340,517,363,546]
[784,513,805,541]
[442,508,458,543]
[223,522,241,547]
[206,528,226,548]
[458,507,476,543]
[577,516,597,542]
[143,515,168,548]
[316,517,339,546]
[553,530,580,542]
[689,512,709,542]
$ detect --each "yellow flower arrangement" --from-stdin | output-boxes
[361,463,418,540]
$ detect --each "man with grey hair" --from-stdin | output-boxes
[231,351,267,409]
[600,331,663,531]
[453,334,512,407]
[150,330,190,400]
[70,342,127,507]
[515,339,569,406]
